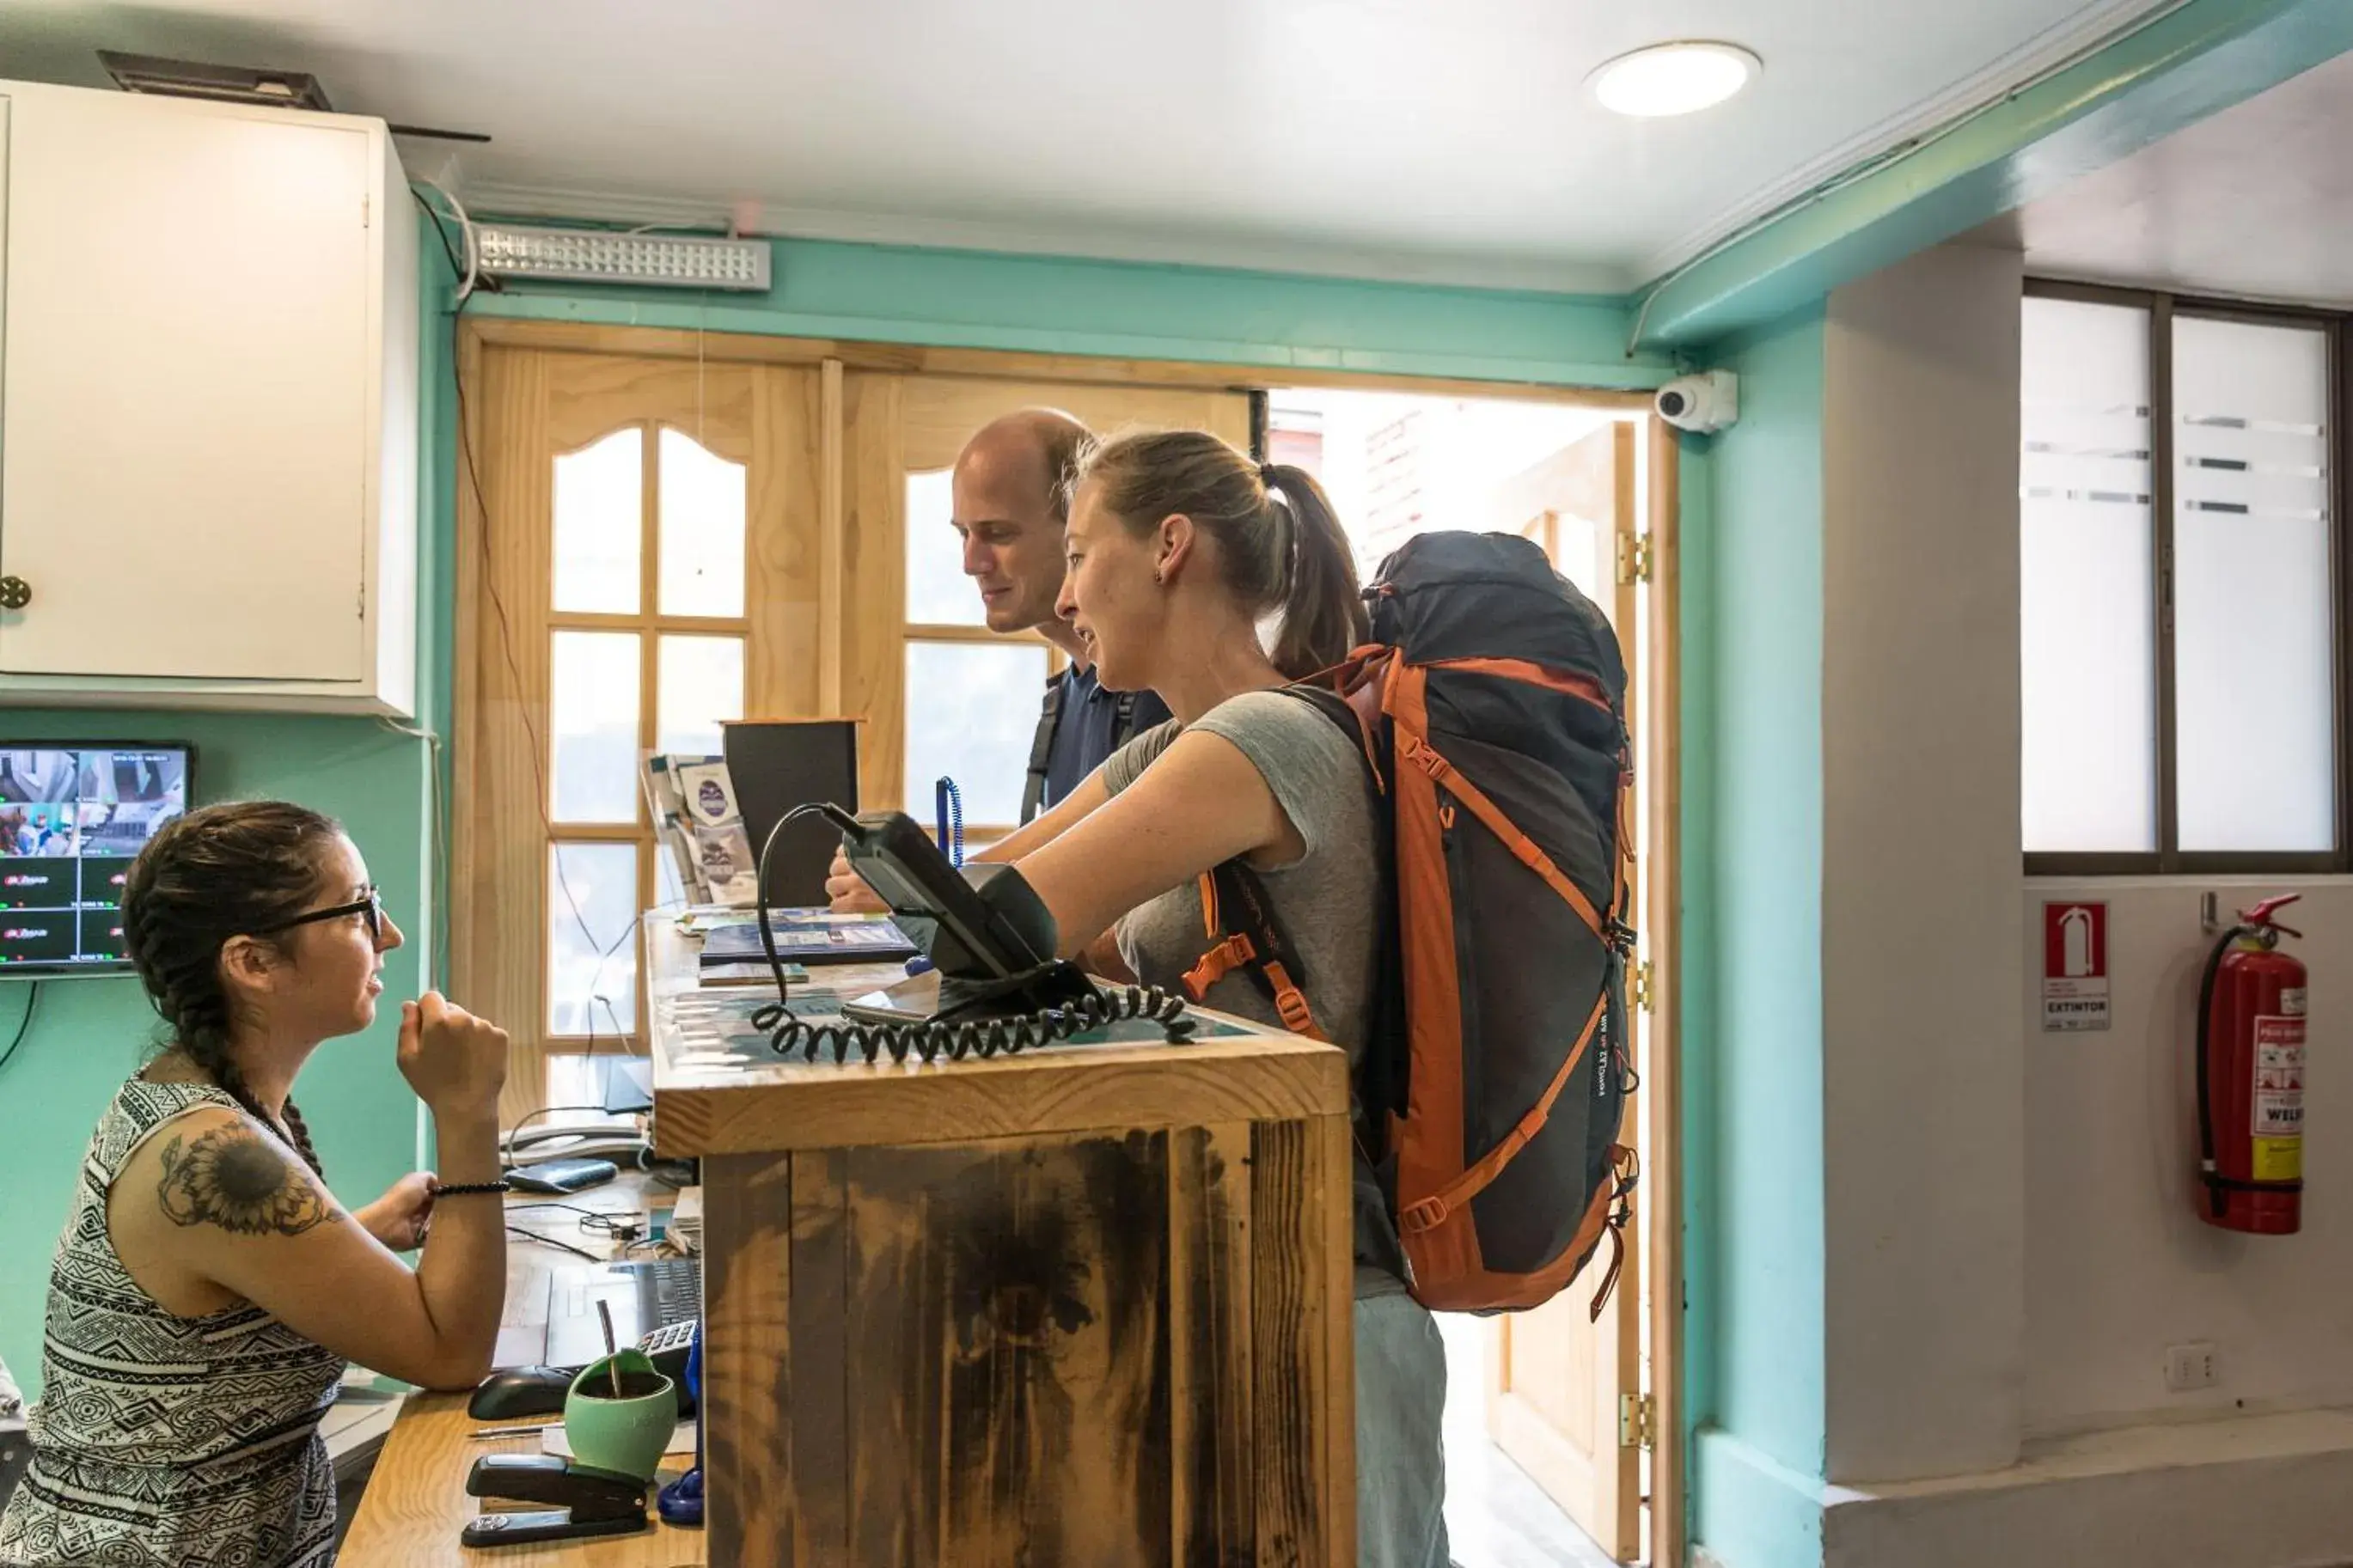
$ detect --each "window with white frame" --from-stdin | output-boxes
[2021,286,2341,870]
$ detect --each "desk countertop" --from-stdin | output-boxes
[335,1174,705,1568]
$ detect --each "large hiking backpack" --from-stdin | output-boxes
[1189,531,1639,1315]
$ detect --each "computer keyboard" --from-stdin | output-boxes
[633,1257,700,1331]
[542,1256,703,1370]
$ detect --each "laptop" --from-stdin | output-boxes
[534,1257,702,1370]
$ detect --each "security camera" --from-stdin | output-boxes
[1654,370,1739,434]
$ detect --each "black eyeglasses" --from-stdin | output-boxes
[259,887,385,943]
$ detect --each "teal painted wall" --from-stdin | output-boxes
[1684,310,1829,1568]
[463,233,1672,390]
[0,713,432,1397]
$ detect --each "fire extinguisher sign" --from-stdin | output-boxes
[2252,1006,2307,1182]
[2042,900,2110,1032]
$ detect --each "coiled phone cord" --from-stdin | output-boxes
[749,802,1196,1065]
[934,776,964,867]
[752,980,1193,1065]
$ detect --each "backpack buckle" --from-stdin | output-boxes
[1399,1195,1449,1234]
[1271,981,1319,1037]
[1183,935,1256,1000]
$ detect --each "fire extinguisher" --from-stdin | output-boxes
[2196,894,2307,1235]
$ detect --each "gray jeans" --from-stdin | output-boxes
[1355,1266,1451,1568]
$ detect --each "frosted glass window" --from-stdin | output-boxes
[657,635,744,758]
[905,469,987,626]
[904,641,1051,826]
[2173,316,2335,852]
[2020,297,2158,853]
[553,429,641,614]
[547,841,639,1037]
[657,428,746,617]
[549,631,641,823]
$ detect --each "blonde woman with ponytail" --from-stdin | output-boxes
[830,428,1452,1567]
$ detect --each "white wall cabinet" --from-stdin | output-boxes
[0,79,419,717]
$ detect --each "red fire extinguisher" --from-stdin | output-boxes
[2196,894,2307,1234]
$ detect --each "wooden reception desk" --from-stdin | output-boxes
[645,914,1357,1566]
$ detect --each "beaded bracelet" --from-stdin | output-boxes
[431,1180,512,1198]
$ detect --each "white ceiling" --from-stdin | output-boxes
[2008,48,2353,308]
[0,0,2173,293]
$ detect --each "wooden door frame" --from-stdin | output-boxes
[447,314,1683,1567]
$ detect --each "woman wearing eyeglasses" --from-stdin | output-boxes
[0,802,510,1568]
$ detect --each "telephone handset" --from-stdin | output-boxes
[749,806,1194,1063]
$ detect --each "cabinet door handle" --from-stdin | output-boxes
[0,576,28,611]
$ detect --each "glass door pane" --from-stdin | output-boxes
[905,468,987,625]
[657,428,747,617]
[904,640,1050,826]
[657,634,745,757]
[549,631,643,823]
[553,429,643,614]
[546,840,640,1039]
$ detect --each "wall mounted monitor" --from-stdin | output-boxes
[0,744,193,977]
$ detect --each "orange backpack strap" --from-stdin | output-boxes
[1181,862,1324,1040]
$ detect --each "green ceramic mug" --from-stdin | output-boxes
[563,1348,676,1481]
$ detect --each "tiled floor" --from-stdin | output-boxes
[1437,1314,1621,1568]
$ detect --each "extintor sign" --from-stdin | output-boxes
[2043,900,2110,1032]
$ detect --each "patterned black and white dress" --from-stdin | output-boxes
[0,1081,345,1568]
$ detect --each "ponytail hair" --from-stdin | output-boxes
[1074,430,1369,679]
[1256,462,1369,679]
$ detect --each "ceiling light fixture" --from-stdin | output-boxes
[474,224,772,291]
[1588,41,1760,118]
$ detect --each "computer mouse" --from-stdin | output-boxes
[467,1364,574,1422]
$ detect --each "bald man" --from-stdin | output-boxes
[956,409,1172,819]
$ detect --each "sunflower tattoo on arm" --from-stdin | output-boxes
[156,1124,339,1237]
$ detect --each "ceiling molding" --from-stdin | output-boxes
[459,178,1634,298]
[1634,0,2183,284]
[1632,0,2353,347]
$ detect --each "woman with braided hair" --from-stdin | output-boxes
[0,802,510,1568]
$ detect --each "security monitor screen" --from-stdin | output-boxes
[0,746,191,974]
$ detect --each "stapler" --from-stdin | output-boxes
[459,1453,648,1547]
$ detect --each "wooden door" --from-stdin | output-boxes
[454,345,822,1123]
[841,373,1251,832]
[1480,420,1646,1562]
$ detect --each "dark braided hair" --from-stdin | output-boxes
[122,801,345,1178]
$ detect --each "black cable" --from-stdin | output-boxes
[749,802,863,1008]
[0,983,40,1076]
[2194,924,2252,1220]
[429,235,619,1059]
[633,1144,697,1189]
[504,1224,602,1261]
[408,186,465,283]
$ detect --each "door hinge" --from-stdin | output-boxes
[1619,1392,1655,1449]
[362,192,371,229]
[1616,534,1653,586]
[1629,958,1654,1014]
